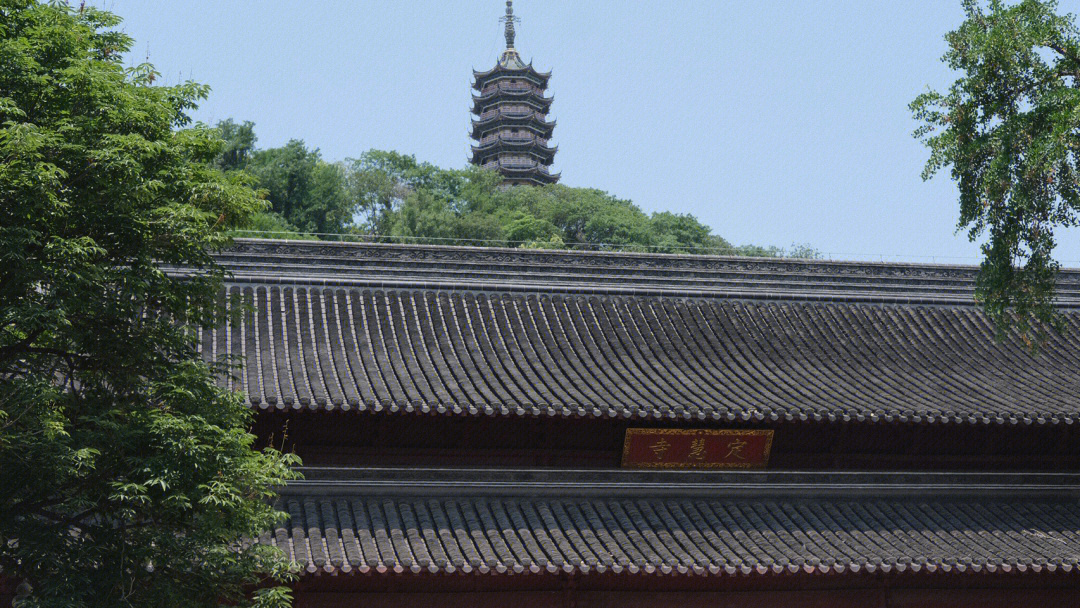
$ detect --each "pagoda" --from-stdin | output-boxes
[470,1,559,186]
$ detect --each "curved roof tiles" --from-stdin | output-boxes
[272,467,1080,577]
[202,240,1080,425]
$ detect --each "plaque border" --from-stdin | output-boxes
[620,428,775,469]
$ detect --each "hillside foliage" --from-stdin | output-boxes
[216,122,817,257]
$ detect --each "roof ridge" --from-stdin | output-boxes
[227,238,1080,275]
[288,466,1080,499]
[212,239,1080,306]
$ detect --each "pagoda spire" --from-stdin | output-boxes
[470,0,559,187]
[502,1,518,49]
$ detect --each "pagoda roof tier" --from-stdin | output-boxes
[471,113,555,138]
[472,90,553,114]
[473,82,551,100]
[471,138,557,163]
[502,174,559,186]
[472,63,551,90]
[486,159,559,180]
[193,239,1080,426]
[473,152,557,167]
[273,467,1080,577]
[472,151,556,167]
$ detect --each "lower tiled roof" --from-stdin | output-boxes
[269,469,1080,576]
[273,494,1080,576]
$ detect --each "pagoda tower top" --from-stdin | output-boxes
[470,0,559,187]
[498,1,526,70]
[503,1,518,48]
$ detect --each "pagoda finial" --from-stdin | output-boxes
[501,0,519,49]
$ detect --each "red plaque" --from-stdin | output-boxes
[621,428,774,469]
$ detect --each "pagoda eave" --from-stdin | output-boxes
[492,164,559,181]
[472,89,552,101]
[468,162,559,185]
[470,142,557,155]
[472,64,552,79]
[504,171,560,186]
[472,66,551,90]
[472,94,552,114]
[470,147,556,165]
[470,118,556,139]
[471,139,557,154]
[471,128,555,141]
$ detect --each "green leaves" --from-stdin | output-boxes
[338,148,794,255]
[0,2,296,606]
[216,127,811,256]
[914,0,1080,340]
[242,139,350,235]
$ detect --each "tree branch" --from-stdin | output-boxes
[1048,42,1080,67]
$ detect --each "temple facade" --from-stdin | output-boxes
[470,1,559,187]
[206,238,1080,607]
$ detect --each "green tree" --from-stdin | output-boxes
[238,211,317,241]
[305,161,349,234]
[786,242,822,260]
[508,185,663,251]
[392,189,504,244]
[388,166,504,244]
[0,3,297,607]
[214,119,257,172]
[316,148,807,256]
[649,211,733,254]
[912,0,1080,338]
[341,150,805,255]
[246,140,349,234]
[503,210,560,246]
[344,150,432,236]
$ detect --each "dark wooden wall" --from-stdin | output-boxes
[253,410,1080,471]
[291,570,1080,608]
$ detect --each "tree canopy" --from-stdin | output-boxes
[214,118,257,173]
[218,128,816,258]
[912,0,1080,339]
[245,140,349,235]
[0,3,297,606]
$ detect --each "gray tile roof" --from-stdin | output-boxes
[270,468,1080,576]
[210,239,1080,305]
[202,240,1080,425]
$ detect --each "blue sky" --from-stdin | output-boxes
[98,0,1080,264]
